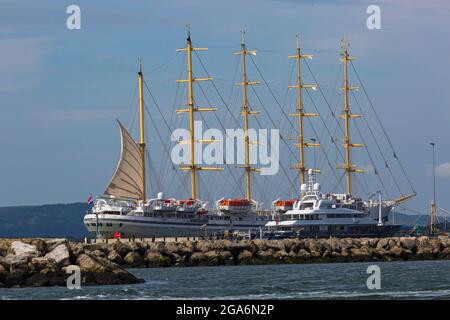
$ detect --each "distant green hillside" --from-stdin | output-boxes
[0,203,90,239]
[388,211,430,227]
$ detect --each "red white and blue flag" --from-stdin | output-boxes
[87,194,94,205]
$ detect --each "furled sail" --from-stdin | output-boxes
[104,121,144,200]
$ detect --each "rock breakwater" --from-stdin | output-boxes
[1,236,450,288]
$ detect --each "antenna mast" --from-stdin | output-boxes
[176,27,223,199]
[138,59,146,202]
[288,34,319,189]
[234,30,261,201]
[338,37,363,194]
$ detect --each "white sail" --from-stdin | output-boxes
[104,121,144,200]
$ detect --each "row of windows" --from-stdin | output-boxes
[327,214,364,218]
[285,215,320,221]
[87,223,122,227]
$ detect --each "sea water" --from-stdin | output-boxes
[1,260,450,300]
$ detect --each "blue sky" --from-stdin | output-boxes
[1,0,450,217]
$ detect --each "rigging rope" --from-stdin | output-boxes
[193,74,245,198]
[142,81,191,194]
[350,61,416,194]
[350,91,401,198]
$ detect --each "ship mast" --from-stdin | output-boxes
[138,60,146,202]
[176,28,222,200]
[288,34,319,189]
[339,37,363,194]
[234,30,260,201]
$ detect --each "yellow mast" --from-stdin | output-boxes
[288,34,319,188]
[234,30,260,201]
[138,60,146,202]
[176,28,222,199]
[338,37,363,194]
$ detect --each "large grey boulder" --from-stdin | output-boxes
[107,250,124,265]
[45,244,70,267]
[10,241,39,258]
[5,254,29,267]
[237,250,254,264]
[28,257,58,275]
[145,251,172,267]
[45,239,67,252]
[188,252,207,266]
[112,242,132,258]
[75,253,143,286]
[76,254,108,273]
[297,249,311,260]
[218,250,234,265]
[400,238,417,251]
[123,252,145,267]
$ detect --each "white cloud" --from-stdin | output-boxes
[435,162,450,178]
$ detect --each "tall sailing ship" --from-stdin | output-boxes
[84,31,414,238]
[84,32,271,238]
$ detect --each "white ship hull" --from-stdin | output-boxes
[84,213,267,238]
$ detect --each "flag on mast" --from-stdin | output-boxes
[87,194,94,205]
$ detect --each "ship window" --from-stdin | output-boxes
[119,223,123,227]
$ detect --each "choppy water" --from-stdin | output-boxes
[1,260,450,300]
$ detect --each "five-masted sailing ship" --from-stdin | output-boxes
[84,30,415,239]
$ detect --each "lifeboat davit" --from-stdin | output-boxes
[272,199,296,213]
[217,198,253,214]
[176,198,200,213]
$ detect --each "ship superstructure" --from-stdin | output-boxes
[266,170,401,238]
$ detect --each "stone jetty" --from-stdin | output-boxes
[0,239,143,288]
[1,236,450,288]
